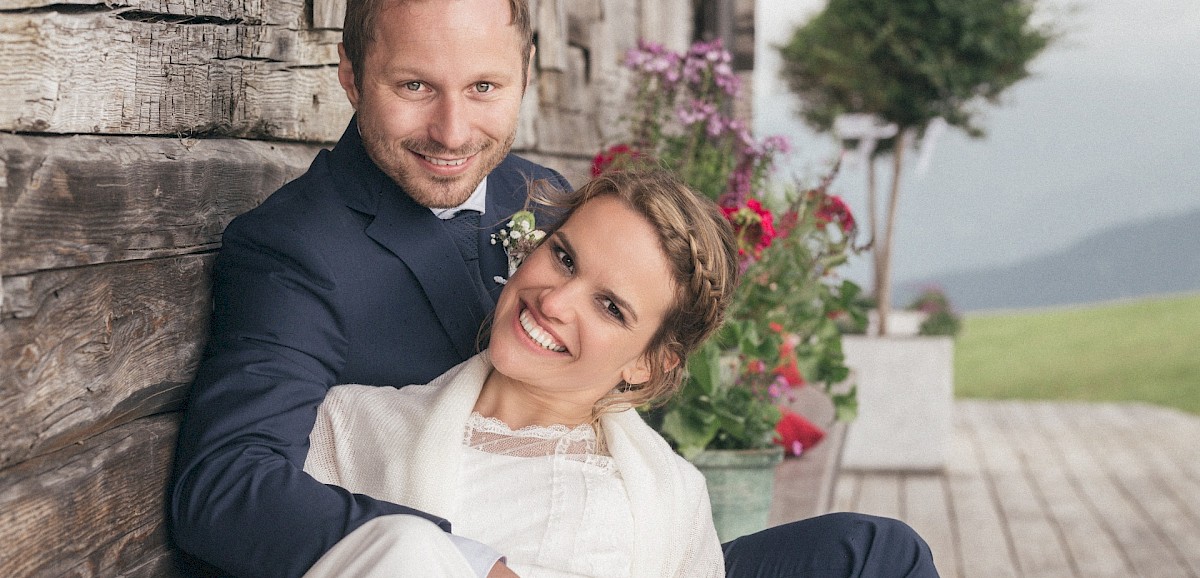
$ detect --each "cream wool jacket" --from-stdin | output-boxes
[303,353,724,578]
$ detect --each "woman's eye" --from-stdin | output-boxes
[475,82,494,93]
[554,247,575,272]
[603,299,624,320]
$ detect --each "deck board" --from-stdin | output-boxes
[774,400,1200,578]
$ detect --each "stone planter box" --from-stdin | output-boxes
[840,335,954,471]
[866,309,929,336]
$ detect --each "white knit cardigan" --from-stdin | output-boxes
[303,353,724,578]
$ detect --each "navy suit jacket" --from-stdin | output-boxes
[169,118,571,578]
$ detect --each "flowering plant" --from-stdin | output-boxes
[490,210,546,284]
[601,39,864,459]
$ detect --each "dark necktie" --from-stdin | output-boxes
[444,209,481,262]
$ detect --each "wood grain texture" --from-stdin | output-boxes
[0,0,306,26]
[0,133,320,276]
[823,401,1200,578]
[0,413,184,578]
[0,11,350,140]
[0,255,212,467]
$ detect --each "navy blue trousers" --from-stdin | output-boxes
[723,513,939,577]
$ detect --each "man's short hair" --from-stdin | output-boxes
[342,0,534,90]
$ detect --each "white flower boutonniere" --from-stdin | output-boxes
[491,210,546,285]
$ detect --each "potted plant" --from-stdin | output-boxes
[596,39,864,540]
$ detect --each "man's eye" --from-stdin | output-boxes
[475,82,494,93]
[404,81,424,91]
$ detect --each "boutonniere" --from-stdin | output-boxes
[490,210,546,285]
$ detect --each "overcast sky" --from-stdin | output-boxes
[753,0,1200,288]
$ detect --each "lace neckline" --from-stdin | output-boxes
[464,411,610,459]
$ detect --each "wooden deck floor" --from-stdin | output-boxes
[826,400,1200,578]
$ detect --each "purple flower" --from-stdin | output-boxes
[676,99,716,126]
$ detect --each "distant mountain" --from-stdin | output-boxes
[895,208,1200,312]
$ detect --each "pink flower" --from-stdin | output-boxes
[720,199,777,259]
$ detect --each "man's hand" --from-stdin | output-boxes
[487,560,520,578]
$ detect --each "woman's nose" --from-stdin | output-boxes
[537,281,581,324]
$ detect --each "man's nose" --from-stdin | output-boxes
[429,94,472,152]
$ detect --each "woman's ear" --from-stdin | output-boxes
[621,351,679,386]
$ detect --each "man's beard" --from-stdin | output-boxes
[361,125,516,209]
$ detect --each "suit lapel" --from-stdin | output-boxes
[329,119,491,360]
[365,188,491,361]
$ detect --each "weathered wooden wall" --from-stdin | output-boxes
[0,0,699,575]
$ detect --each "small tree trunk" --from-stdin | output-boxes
[865,154,881,332]
[876,130,909,336]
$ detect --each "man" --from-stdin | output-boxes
[169,0,938,576]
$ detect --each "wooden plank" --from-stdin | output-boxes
[947,404,1019,578]
[767,422,846,525]
[0,0,306,26]
[1127,403,1200,483]
[768,387,846,524]
[832,471,861,513]
[903,474,959,578]
[0,11,350,141]
[1118,406,1200,543]
[0,254,211,467]
[0,413,184,578]
[1031,403,1190,577]
[855,473,901,520]
[0,133,320,276]
[999,401,1129,578]
[969,401,1074,578]
[1086,404,1200,576]
[312,0,346,29]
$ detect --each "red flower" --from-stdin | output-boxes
[720,199,777,259]
[813,194,856,233]
[591,144,644,177]
[773,334,805,387]
[774,409,825,457]
[777,209,800,238]
[775,357,805,387]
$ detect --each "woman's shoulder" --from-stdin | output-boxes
[602,409,707,489]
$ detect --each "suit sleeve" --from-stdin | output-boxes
[168,215,449,578]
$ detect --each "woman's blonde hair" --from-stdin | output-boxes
[532,168,740,417]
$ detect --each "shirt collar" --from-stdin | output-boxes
[431,178,488,220]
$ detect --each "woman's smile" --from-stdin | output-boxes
[518,307,567,353]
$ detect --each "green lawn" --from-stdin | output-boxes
[954,291,1200,415]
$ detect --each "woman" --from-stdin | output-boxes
[302,169,739,577]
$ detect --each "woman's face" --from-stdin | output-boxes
[488,195,676,405]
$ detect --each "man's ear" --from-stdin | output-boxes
[337,43,360,110]
[524,45,537,92]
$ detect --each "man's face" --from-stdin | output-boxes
[339,0,531,208]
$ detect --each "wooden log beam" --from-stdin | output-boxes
[0,133,320,276]
[0,10,351,141]
[0,413,184,578]
[0,0,307,27]
[0,255,211,467]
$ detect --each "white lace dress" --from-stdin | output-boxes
[453,413,635,577]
